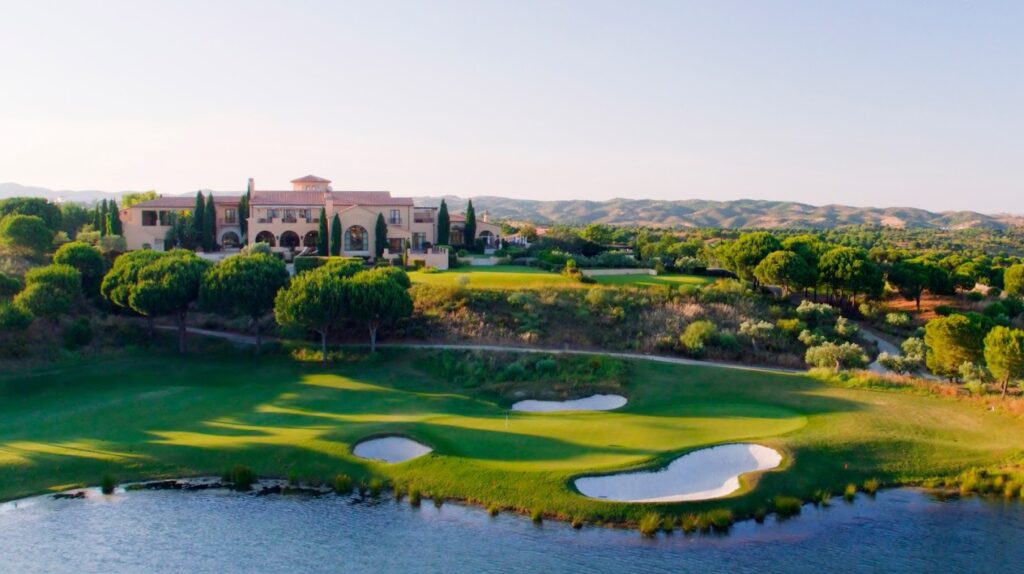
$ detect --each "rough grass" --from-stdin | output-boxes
[590,274,714,288]
[408,266,574,289]
[2,348,1024,525]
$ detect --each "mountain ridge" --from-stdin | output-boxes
[2,182,1020,230]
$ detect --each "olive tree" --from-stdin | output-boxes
[805,342,868,371]
[983,326,1024,398]
[345,269,413,352]
[200,253,289,352]
[274,266,347,364]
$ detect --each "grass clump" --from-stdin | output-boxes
[224,465,256,491]
[1004,481,1021,499]
[813,489,832,507]
[704,509,734,533]
[570,515,584,529]
[862,478,881,496]
[773,495,802,518]
[680,514,701,534]
[368,478,384,498]
[638,512,661,537]
[530,508,543,524]
[752,507,768,523]
[100,474,116,495]
[433,496,444,508]
[487,503,500,517]
[660,516,675,534]
[844,483,857,502]
[332,474,353,495]
[408,486,422,507]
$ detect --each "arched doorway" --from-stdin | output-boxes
[303,230,318,248]
[221,231,240,248]
[345,225,367,251]
[280,231,301,250]
[478,230,494,247]
[254,231,276,247]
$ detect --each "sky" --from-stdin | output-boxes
[1,0,1022,212]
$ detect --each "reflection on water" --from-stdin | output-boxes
[1,487,1022,573]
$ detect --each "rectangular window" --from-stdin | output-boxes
[283,209,296,223]
[412,232,426,249]
[223,208,236,224]
[389,209,401,224]
[389,238,403,252]
[141,210,157,226]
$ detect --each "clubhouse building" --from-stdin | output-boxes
[120,175,501,266]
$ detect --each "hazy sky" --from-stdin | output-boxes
[1,1,1021,212]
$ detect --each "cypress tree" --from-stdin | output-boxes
[317,208,329,256]
[374,213,388,258]
[99,199,109,236]
[239,189,250,241]
[106,199,123,235]
[203,193,216,251]
[330,214,342,256]
[437,199,450,245]
[92,202,102,231]
[192,191,205,247]
[464,199,477,247]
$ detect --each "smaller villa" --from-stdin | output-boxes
[120,175,501,269]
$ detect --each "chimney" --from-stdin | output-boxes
[482,210,489,223]
[247,178,255,194]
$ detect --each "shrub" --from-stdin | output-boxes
[487,503,499,517]
[796,300,837,324]
[571,516,584,529]
[224,464,256,491]
[934,304,954,316]
[638,512,661,537]
[433,496,444,508]
[752,507,768,523]
[0,270,24,300]
[63,317,93,349]
[368,478,384,498]
[965,291,985,303]
[332,474,354,495]
[805,342,868,371]
[813,489,832,507]
[530,508,543,523]
[844,483,857,501]
[0,300,33,331]
[101,474,116,495]
[885,312,911,327]
[773,495,802,518]
[862,478,881,495]
[680,320,717,355]
[680,514,701,533]
[408,486,421,507]
[703,509,734,532]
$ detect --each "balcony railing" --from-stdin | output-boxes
[257,218,273,224]
[413,216,434,223]
[282,217,298,223]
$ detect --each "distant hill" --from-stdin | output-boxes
[414,196,1024,230]
[3,182,1020,230]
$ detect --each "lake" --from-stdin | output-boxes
[1,487,1021,573]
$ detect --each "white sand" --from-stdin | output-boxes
[511,394,627,412]
[574,443,782,502]
[352,437,433,463]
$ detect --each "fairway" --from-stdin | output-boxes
[2,349,1023,522]
[409,265,575,288]
[590,273,715,288]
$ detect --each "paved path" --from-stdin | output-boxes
[859,326,901,374]
[162,325,801,375]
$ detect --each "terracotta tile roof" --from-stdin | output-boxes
[128,195,242,209]
[331,191,413,206]
[290,175,331,183]
[251,191,328,206]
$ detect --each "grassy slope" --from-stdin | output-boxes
[408,265,711,290]
[2,349,1022,523]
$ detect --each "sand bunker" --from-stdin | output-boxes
[574,443,782,502]
[511,394,627,412]
[352,437,432,463]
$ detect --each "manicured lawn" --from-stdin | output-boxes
[590,273,715,288]
[409,265,575,289]
[2,349,1022,523]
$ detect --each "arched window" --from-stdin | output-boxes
[254,231,276,247]
[303,230,318,248]
[345,225,367,251]
[221,231,240,248]
[280,231,301,249]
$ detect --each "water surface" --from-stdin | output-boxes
[1,488,1021,573]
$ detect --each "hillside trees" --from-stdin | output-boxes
[887,260,930,311]
[200,253,289,352]
[754,250,815,295]
[716,232,782,285]
[53,241,106,297]
[274,266,348,364]
[924,313,990,379]
[345,268,413,352]
[0,197,62,231]
[0,214,52,256]
[1005,264,1024,297]
[128,251,209,353]
[983,326,1024,398]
